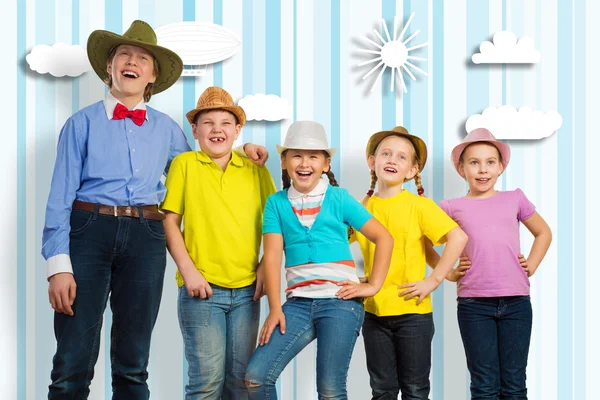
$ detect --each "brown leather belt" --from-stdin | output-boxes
[73,200,165,221]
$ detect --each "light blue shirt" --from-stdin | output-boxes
[42,92,190,277]
[262,185,372,267]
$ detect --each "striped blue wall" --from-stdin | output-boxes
[3,1,598,399]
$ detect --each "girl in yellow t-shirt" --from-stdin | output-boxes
[355,126,468,399]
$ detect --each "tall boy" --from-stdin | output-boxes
[162,86,276,399]
[43,21,267,399]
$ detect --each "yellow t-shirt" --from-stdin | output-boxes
[356,190,457,316]
[161,151,276,288]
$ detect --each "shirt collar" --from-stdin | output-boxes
[288,178,328,200]
[196,151,244,168]
[104,91,149,121]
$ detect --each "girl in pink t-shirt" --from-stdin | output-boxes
[438,128,552,399]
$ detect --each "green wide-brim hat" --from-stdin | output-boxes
[87,20,183,95]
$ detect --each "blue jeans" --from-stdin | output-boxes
[178,283,260,400]
[245,296,364,400]
[362,312,435,400]
[48,209,167,399]
[457,296,532,400]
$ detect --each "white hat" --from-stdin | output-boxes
[276,121,337,157]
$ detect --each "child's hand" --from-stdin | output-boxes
[182,268,213,299]
[446,257,472,282]
[336,280,378,299]
[398,277,440,305]
[519,254,536,277]
[254,262,266,301]
[259,309,286,346]
[243,143,269,166]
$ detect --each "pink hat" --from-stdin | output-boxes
[451,128,511,175]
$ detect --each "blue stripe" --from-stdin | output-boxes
[500,0,507,190]
[265,2,281,395]
[181,0,195,386]
[242,0,254,144]
[314,0,331,185]
[213,0,223,87]
[17,0,26,397]
[431,1,444,398]
[138,0,156,25]
[292,4,298,397]
[35,0,56,396]
[265,0,281,185]
[402,1,411,132]
[557,0,574,399]
[573,1,586,398]
[466,0,489,118]
[330,1,341,178]
[104,3,121,397]
[182,0,195,150]
[381,0,395,130]
[72,0,80,114]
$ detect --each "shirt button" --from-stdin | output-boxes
[308,242,313,247]
[129,130,133,133]
[135,169,139,173]
[132,148,136,152]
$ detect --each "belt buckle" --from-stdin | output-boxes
[113,206,118,217]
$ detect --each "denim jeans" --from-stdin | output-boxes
[245,296,364,400]
[178,283,260,400]
[362,312,434,400]
[457,296,532,400]
[48,209,167,400]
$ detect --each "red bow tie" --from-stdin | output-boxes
[113,103,146,126]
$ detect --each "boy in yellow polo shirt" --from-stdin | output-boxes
[161,86,276,399]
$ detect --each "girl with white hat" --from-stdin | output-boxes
[245,121,394,399]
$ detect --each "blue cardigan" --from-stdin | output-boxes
[262,185,372,267]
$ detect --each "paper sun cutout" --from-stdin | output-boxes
[356,13,428,93]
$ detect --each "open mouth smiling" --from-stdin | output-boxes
[121,70,139,79]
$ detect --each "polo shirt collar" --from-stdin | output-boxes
[103,91,149,121]
[288,178,328,200]
[196,150,244,167]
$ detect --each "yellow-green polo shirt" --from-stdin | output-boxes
[161,151,276,288]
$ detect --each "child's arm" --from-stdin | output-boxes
[520,212,552,277]
[258,233,285,346]
[163,211,213,298]
[425,238,440,268]
[336,218,394,299]
[399,226,468,304]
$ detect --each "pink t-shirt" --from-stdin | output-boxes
[440,189,536,297]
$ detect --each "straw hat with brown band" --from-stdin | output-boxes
[365,126,428,182]
[185,86,247,126]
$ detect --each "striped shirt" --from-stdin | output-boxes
[286,179,360,298]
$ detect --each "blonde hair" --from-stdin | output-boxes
[104,46,160,103]
[366,135,426,198]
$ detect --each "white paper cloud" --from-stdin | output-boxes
[466,106,562,140]
[472,31,541,64]
[238,94,291,122]
[26,43,91,77]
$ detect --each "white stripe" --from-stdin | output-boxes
[537,1,559,398]
[193,0,214,145]
[122,0,139,30]
[295,0,314,121]
[395,5,405,126]
[25,1,37,398]
[586,0,600,397]
[344,1,381,201]
[442,1,467,399]
[488,0,503,108]
[0,0,18,398]
[223,0,244,149]
[279,0,294,149]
